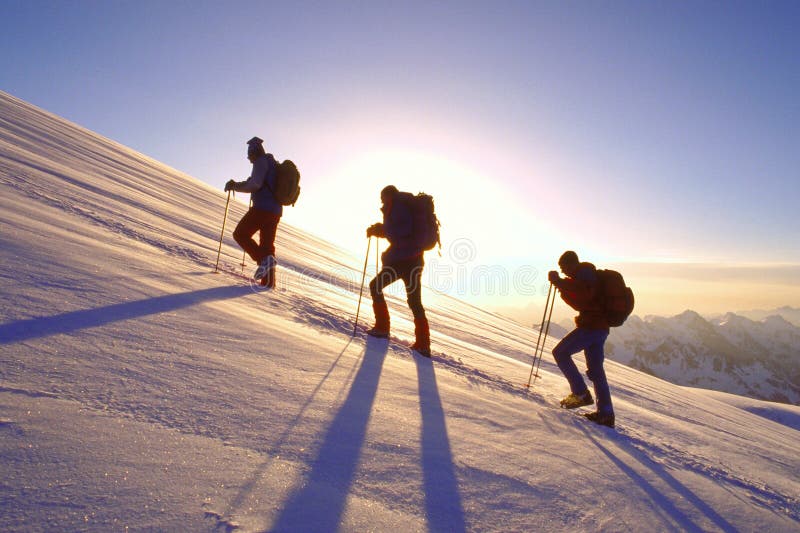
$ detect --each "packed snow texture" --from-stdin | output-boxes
[1,91,798,532]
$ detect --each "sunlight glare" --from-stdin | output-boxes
[294,147,566,314]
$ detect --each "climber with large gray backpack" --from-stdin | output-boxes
[359,185,441,357]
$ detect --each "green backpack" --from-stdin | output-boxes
[268,160,301,206]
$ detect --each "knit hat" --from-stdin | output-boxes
[381,185,399,197]
[247,136,265,157]
[558,250,579,268]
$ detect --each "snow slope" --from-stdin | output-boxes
[1,91,798,532]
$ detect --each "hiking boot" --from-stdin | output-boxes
[584,411,615,428]
[367,301,390,338]
[559,391,594,409]
[259,262,276,288]
[366,327,389,338]
[410,342,431,357]
[412,317,431,357]
[254,255,276,281]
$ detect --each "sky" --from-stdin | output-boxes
[2,0,799,321]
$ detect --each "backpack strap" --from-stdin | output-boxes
[260,156,278,199]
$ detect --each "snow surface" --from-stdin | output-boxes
[1,91,799,532]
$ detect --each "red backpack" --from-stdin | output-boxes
[596,269,635,327]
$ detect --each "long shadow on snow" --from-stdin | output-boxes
[579,425,736,532]
[0,285,253,344]
[414,356,468,532]
[271,336,389,531]
[222,338,356,521]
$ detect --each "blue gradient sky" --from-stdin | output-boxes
[2,1,798,318]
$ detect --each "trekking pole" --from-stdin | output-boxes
[525,282,555,388]
[240,197,253,274]
[353,237,372,336]
[214,190,232,273]
[533,285,557,384]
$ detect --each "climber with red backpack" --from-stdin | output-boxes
[365,185,440,357]
[548,250,634,428]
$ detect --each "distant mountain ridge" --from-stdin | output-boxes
[726,306,800,327]
[605,309,800,405]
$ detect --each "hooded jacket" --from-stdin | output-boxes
[234,154,282,216]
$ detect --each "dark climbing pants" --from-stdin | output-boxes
[553,327,613,415]
[369,255,426,321]
[233,207,280,264]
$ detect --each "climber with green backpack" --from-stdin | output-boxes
[225,136,300,288]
